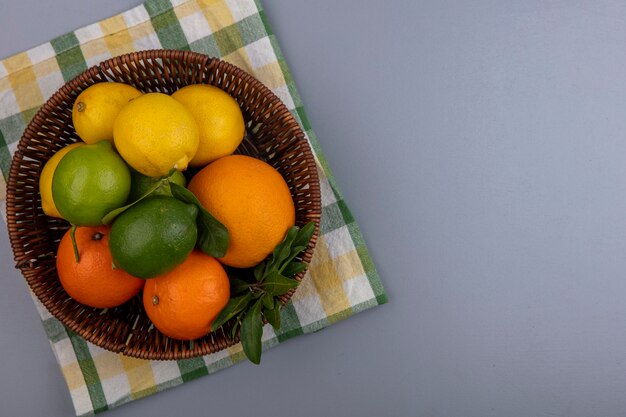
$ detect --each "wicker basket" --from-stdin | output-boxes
[6,50,321,360]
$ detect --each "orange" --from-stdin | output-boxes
[56,226,144,308]
[187,155,295,268]
[143,250,230,340]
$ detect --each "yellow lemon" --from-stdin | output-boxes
[39,143,84,218]
[72,82,142,144]
[113,93,200,177]
[172,85,245,167]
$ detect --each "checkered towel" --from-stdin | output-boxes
[0,0,387,415]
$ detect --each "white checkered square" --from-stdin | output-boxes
[292,294,326,327]
[133,33,162,51]
[83,51,112,68]
[52,338,78,367]
[245,37,275,69]
[32,296,53,320]
[226,0,258,22]
[74,22,104,44]
[202,346,231,367]
[272,85,295,110]
[323,226,355,259]
[150,360,182,384]
[122,5,151,27]
[86,341,108,358]
[100,373,131,405]
[27,43,56,66]
[319,175,337,206]
[36,70,65,100]
[342,274,375,307]
[0,89,19,120]
[70,385,94,416]
[0,61,7,78]
[179,12,213,44]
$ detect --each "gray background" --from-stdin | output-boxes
[2,0,626,416]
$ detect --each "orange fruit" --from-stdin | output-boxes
[143,250,230,340]
[56,226,144,308]
[187,155,295,268]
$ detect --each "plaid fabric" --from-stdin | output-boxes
[0,0,387,415]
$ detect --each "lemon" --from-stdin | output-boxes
[39,143,84,218]
[172,85,245,167]
[52,141,131,226]
[72,82,142,144]
[113,93,199,177]
[109,196,198,279]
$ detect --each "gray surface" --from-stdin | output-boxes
[2,0,626,416]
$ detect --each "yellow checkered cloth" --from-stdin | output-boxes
[0,0,387,415]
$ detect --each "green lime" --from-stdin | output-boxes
[52,141,131,226]
[127,169,187,202]
[109,196,198,279]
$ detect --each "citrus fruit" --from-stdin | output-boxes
[56,225,144,308]
[127,169,187,202]
[39,143,84,218]
[113,92,199,177]
[72,82,142,144]
[109,196,198,279]
[52,141,131,226]
[172,84,245,167]
[187,154,295,268]
[143,250,230,340]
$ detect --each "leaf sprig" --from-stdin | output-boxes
[100,173,229,258]
[211,222,315,364]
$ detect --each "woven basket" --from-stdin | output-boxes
[6,50,321,360]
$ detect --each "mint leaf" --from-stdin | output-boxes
[281,261,308,277]
[230,277,251,295]
[231,317,242,340]
[170,182,229,258]
[210,293,253,332]
[262,271,300,296]
[268,226,298,270]
[292,221,316,249]
[241,300,263,364]
[101,179,165,225]
[261,293,274,310]
[263,303,281,330]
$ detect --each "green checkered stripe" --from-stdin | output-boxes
[0,0,387,415]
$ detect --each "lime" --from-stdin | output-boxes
[52,141,131,226]
[39,142,84,218]
[109,196,198,279]
[127,169,187,202]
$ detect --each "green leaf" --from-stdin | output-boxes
[281,261,308,278]
[241,300,263,364]
[253,262,265,281]
[263,304,281,330]
[101,179,165,225]
[230,277,251,295]
[261,293,274,310]
[268,226,298,269]
[230,317,242,340]
[292,221,316,249]
[262,271,300,296]
[170,183,229,258]
[288,245,307,259]
[210,293,253,331]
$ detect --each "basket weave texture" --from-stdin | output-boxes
[6,50,321,360]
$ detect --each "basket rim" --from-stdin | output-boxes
[6,49,321,360]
